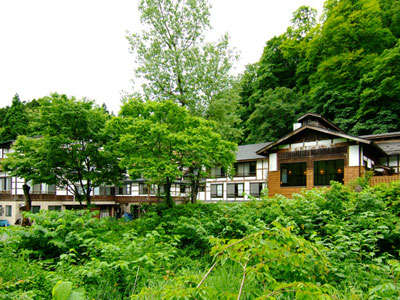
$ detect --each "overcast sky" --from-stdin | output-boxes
[0,0,324,113]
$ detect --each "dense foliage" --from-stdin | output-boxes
[239,0,400,143]
[0,94,39,143]
[106,99,236,206]
[1,94,123,207]
[1,181,400,299]
[128,0,242,142]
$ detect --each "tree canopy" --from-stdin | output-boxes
[127,0,241,142]
[0,94,39,143]
[106,99,236,207]
[1,94,123,206]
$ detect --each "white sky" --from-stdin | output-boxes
[0,0,324,113]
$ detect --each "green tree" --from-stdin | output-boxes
[354,41,400,134]
[106,99,236,206]
[245,88,300,143]
[0,94,37,142]
[127,0,241,142]
[2,94,123,207]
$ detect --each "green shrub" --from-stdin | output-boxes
[2,181,400,299]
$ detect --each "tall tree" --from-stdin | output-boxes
[2,94,123,207]
[127,0,241,142]
[106,99,236,206]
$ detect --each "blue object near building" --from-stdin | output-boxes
[0,220,10,227]
[123,212,133,221]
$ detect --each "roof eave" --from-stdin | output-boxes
[256,125,372,155]
[297,113,345,133]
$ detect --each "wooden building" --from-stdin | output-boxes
[207,113,400,200]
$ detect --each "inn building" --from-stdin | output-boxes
[205,113,400,199]
[1,113,400,224]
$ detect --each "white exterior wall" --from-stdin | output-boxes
[204,158,268,202]
[349,145,360,167]
[269,154,277,172]
[0,201,20,225]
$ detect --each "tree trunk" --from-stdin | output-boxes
[85,186,92,208]
[189,166,200,204]
[164,178,174,208]
[191,181,199,204]
[22,184,32,226]
[76,193,83,208]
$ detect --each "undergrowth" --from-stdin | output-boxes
[1,181,400,299]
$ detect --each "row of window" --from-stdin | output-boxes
[96,183,193,196]
[138,183,197,195]
[0,205,62,217]
[0,180,194,196]
[211,182,264,198]
[210,161,258,178]
[280,159,344,187]
[0,179,57,194]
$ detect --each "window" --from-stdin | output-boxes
[31,206,41,213]
[31,183,42,194]
[48,206,62,211]
[227,183,244,198]
[5,205,12,217]
[139,183,156,195]
[210,167,226,178]
[0,177,12,192]
[102,186,115,196]
[0,148,9,159]
[250,183,264,197]
[158,185,165,195]
[31,184,57,194]
[211,184,223,198]
[0,205,3,216]
[199,184,206,192]
[314,159,344,186]
[180,184,186,193]
[118,184,132,195]
[280,162,307,187]
[234,161,257,177]
[97,185,116,196]
[47,185,56,194]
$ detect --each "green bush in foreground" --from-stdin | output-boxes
[1,181,400,299]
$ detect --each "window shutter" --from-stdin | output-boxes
[211,184,217,197]
[227,184,235,197]
[250,162,257,175]
[7,178,12,191]
[217,184,223,197]
[250,183,260,196]
[237,184,244,197]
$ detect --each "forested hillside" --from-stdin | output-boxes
[238,0,400,143]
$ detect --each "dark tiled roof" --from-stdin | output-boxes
[236,143,271,161]
[376,142,400,156]
[359,131,400,155]
[360,132,400,140]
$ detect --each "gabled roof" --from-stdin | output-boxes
[236,143,271,161]
[256,125,371,155]
[297,113,344,133]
